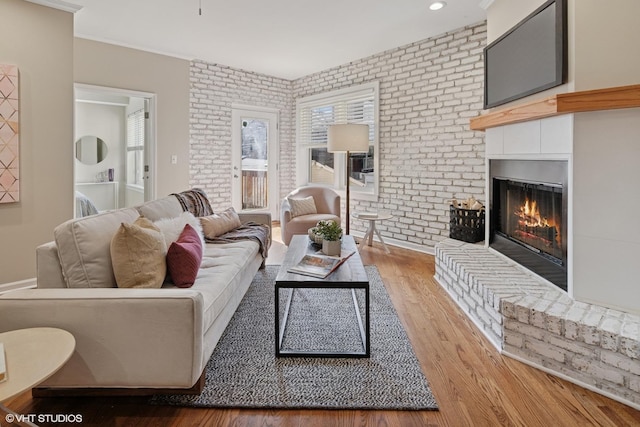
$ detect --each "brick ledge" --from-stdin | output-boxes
[434,238,640,409]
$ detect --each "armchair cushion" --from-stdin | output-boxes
[287,196,317,218]
[280,186,341,245]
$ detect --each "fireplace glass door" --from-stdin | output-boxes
[490,159,568,292]
[495,179,564,264]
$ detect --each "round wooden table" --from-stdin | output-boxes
[0,327,75,422]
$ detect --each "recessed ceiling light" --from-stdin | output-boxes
[429,1,447,11]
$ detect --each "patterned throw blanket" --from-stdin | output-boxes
[205,222,271,264]
[172,189,270,264]
[171,188,213,217]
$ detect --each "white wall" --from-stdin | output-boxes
[573,109,640,314]
[293,23,487,249]
[573,0,640,91]
[487,0,640,106]
[485,0,575,106]
[74,102,124,184]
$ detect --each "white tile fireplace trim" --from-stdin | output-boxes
[484,108,640,315]
[484,114,574,295]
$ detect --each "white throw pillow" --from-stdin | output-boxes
[154,211,205,250]
[288,196,317,218]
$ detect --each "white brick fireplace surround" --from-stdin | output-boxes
[436,105,640,409]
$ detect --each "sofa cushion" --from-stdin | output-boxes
[188,241,260,331]
[54,208,140,288]
[111,217,167,289]
[200,207,242,238]
[166,224,203,288]
[136,196,184,222]
[154,211,205,249]
[288,196,317,218]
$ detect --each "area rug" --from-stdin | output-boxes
[151,265,438,410]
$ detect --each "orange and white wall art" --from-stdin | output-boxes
[0,64,19,203]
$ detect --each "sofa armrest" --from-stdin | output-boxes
[0,288,205,389]
[238,212,272,238]
[36,241,67,289]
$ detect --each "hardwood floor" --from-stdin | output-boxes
[4,227,640,426]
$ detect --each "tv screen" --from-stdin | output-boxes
[483,0,567,109]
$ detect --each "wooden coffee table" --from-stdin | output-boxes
[0,327,75,425]
[275,235,370,358]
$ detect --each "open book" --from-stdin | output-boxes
[287,251,355,278]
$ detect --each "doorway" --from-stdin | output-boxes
[74,84,156,217]
[231,106,279,218]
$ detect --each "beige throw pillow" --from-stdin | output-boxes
[110,216,167,289]
[288,196,317,218]
[200,207,242,239]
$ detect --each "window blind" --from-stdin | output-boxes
[298,86,376,147]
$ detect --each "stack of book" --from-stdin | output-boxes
[287,250,355,278]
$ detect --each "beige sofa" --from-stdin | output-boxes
[0,194,271,394]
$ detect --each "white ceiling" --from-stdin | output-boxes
[68,0,486,80]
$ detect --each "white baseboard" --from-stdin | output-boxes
[0,278,36,295]
[350,231,435,255]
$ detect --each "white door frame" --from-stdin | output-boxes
[231,104,279,218]
[74,83,157,204]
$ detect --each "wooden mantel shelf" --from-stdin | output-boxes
[470,84,640,131]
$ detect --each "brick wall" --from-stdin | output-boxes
[189,62,294,211]
[190,21,486,248]
[293,22,486,248]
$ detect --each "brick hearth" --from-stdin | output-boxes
[434,238,640,409]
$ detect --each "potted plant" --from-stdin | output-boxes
[316,220,342,256]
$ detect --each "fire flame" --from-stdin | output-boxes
[520,198,550,227]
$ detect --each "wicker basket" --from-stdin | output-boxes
[449,205,485,243]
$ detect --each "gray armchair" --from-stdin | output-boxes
[280,186,341,245]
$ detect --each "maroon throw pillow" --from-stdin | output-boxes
[166,224,203,288]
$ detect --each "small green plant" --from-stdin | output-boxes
[315,220,342,241]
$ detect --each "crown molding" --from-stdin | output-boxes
[24,0,82,13]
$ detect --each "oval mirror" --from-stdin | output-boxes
[75,135,108,165]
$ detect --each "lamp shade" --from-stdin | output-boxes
[327,124,369,153]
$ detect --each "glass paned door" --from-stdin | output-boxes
[231,107,279,217]
[240,118,268,209]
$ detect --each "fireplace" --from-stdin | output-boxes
[489,160,568,291]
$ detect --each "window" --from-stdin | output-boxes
[296,82,379,199]
[126,109,145,188]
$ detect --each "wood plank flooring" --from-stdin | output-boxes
[4,227,640,426]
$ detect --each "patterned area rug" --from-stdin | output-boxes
[151,265,438,410]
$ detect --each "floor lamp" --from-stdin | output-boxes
[327,124,370,235]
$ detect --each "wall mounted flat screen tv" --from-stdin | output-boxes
[484,0,567,109]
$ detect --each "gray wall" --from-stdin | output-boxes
[0,0,74,284]
[74,38,192,198]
